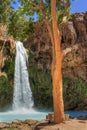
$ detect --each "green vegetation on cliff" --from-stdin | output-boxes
[0,58,14,111]
[63,77,87,110]
[0,76,13,111]
[29,65,53,109]
[0,51,87,111]
[2,59,15,82]
[28,52,87,110]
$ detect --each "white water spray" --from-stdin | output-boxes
[13,41,34,110]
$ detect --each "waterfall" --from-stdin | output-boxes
[13,41,34,110]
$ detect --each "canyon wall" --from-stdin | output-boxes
[24,12,87,110]
[0,12,87,110]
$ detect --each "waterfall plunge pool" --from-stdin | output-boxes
[0,108,49,122]
[0,109,87,122]
[1,42,87,122]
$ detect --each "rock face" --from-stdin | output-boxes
[62,13,87,82]
[60,21,77,47]
[24,12,87,110]
[0,24,15,73]
[24,12,87,83]
[0,24,15,110]
[0,119,38,130]
[0,12,87,111]
[25,22,52,71]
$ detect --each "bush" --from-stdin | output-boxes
[0,76,13,110]
[2,59,15,81]
[29,66,53,109]
[63,77,87,110]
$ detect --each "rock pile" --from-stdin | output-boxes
[0,119,38,130]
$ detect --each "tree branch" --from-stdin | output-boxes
[30,0,43,10]
[30,0,54,45]
[63,44,78,56]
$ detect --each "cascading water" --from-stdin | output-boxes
[13,41,34,110]
[0,41,49,122]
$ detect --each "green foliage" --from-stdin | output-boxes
[0,0,11,24]
[0,76,9,93]
[0,0,34,41]
[29,63,87,110]
[7,9,34,41]
[29,65,53,108]
[57,7,71,24]
[0,0,71,41]
[74,78,87,96]
[0,76,13,110]
[17,0,71,24]
[0,57,15,110]
[63,77,87,110]
[2,58,15,81]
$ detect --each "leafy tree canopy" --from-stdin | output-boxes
[0,0,71,41]
[0,0,11,24]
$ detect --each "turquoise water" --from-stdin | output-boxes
[65,111,87,117]
[0,112,48,122]
[0,109,49,122]
[0,109,87,122]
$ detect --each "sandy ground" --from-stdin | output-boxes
[34,119,87,130]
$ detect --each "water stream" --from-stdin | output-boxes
[0,41,49,122]
[0,41,87,122]
[13,41,34,110]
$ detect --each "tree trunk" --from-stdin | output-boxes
[51,0,65,123]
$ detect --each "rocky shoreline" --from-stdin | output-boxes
[0,115,87,130]
[0,119,38,130]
